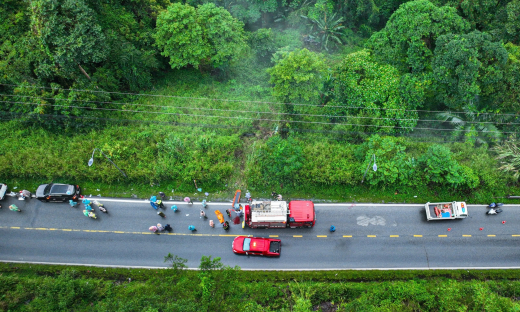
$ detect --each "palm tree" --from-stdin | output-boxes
[435,109,502,144]
[494,135,520,181]
[302,12,345,51]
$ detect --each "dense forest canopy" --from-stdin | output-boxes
[0,0,519,193]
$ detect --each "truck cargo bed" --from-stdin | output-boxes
[269,241,281,253]
[426,202,456,220]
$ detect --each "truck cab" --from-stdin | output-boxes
[288,201,315,228]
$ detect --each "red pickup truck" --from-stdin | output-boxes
[232,236,281,257]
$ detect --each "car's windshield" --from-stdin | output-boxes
[43,184,52,195]
[243,238,251,251]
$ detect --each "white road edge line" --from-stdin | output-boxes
[2,260,520,270]
[77,198,504,207]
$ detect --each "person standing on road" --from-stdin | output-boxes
[184,197,193,205]
[157,223,165,232]
[330,225,336,232]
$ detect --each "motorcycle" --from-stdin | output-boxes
[93,200,108,213]
[487,202,504,215]
[82,199,94,211]
[83,210,97,219]
[17,190,31,200]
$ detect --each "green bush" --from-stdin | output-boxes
[418,144,479,189]
[249,135,304,188]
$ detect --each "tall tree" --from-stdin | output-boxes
[154,3,247,70]
[366,0,469,73]
[330,49,421,134]
[29,0,108,80]
[432,31,508,110]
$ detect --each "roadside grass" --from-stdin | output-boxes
[2,262,520,311]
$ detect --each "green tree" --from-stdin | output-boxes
[432,31,508,111]
[330,50,422,134]
[29,0,108,80]
[505,0,520,43]
[267,48,327,107]
[154,3,247,70]
[366,0,469,73]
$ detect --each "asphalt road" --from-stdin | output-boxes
[1,196,520,270]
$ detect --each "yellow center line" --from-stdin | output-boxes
[24,228,35,230]
[34,228,48,230]
[343,235,352,238]
[72,229,81,232]
[512,235,520,237]
[293,235,303,237]
[113,231,125,233]
[62,229,72,231]
[390,235,399,238]
[10,227,20,229]
[438,235,448,237]
[367,235,376,238]
[269,235,279,238]
[219,234,240,237]
[414,235,422,237]
[463,235,471,237]
[487,235,496,237]
[317,235,327,238]
[48,228,58,231]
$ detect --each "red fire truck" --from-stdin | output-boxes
[244,200,315,229]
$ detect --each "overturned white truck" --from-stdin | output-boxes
[425,201,468,221]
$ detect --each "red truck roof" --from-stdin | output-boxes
[288,201,314,222]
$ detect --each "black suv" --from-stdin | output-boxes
[36,183,81,202]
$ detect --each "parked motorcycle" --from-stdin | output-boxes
[93,200,108,213]
[83,210,97,219]
[487,202,504,215]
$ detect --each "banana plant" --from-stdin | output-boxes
[302,12,345,51]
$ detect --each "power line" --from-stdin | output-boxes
[4,94,520,126]
[0,111,491,142]
[2,83,520,117]
[1,99,517,133]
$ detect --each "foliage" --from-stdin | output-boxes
[418,144,479,188]
[154,3,248,70]
[302,12,345,51]
[356,135,420,187]
[249,135,304,188]
[366,0,469,73]
[330,50,421,134]
[4,263,520,311]
[494,135,520,181]
[29,0,108,79]
[164,253,188,271]
[268,48,327,106]
[432,31,508,111]
[434,110,502,145]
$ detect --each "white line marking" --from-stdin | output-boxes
[86,198,508,207]
[2,260,520,270]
